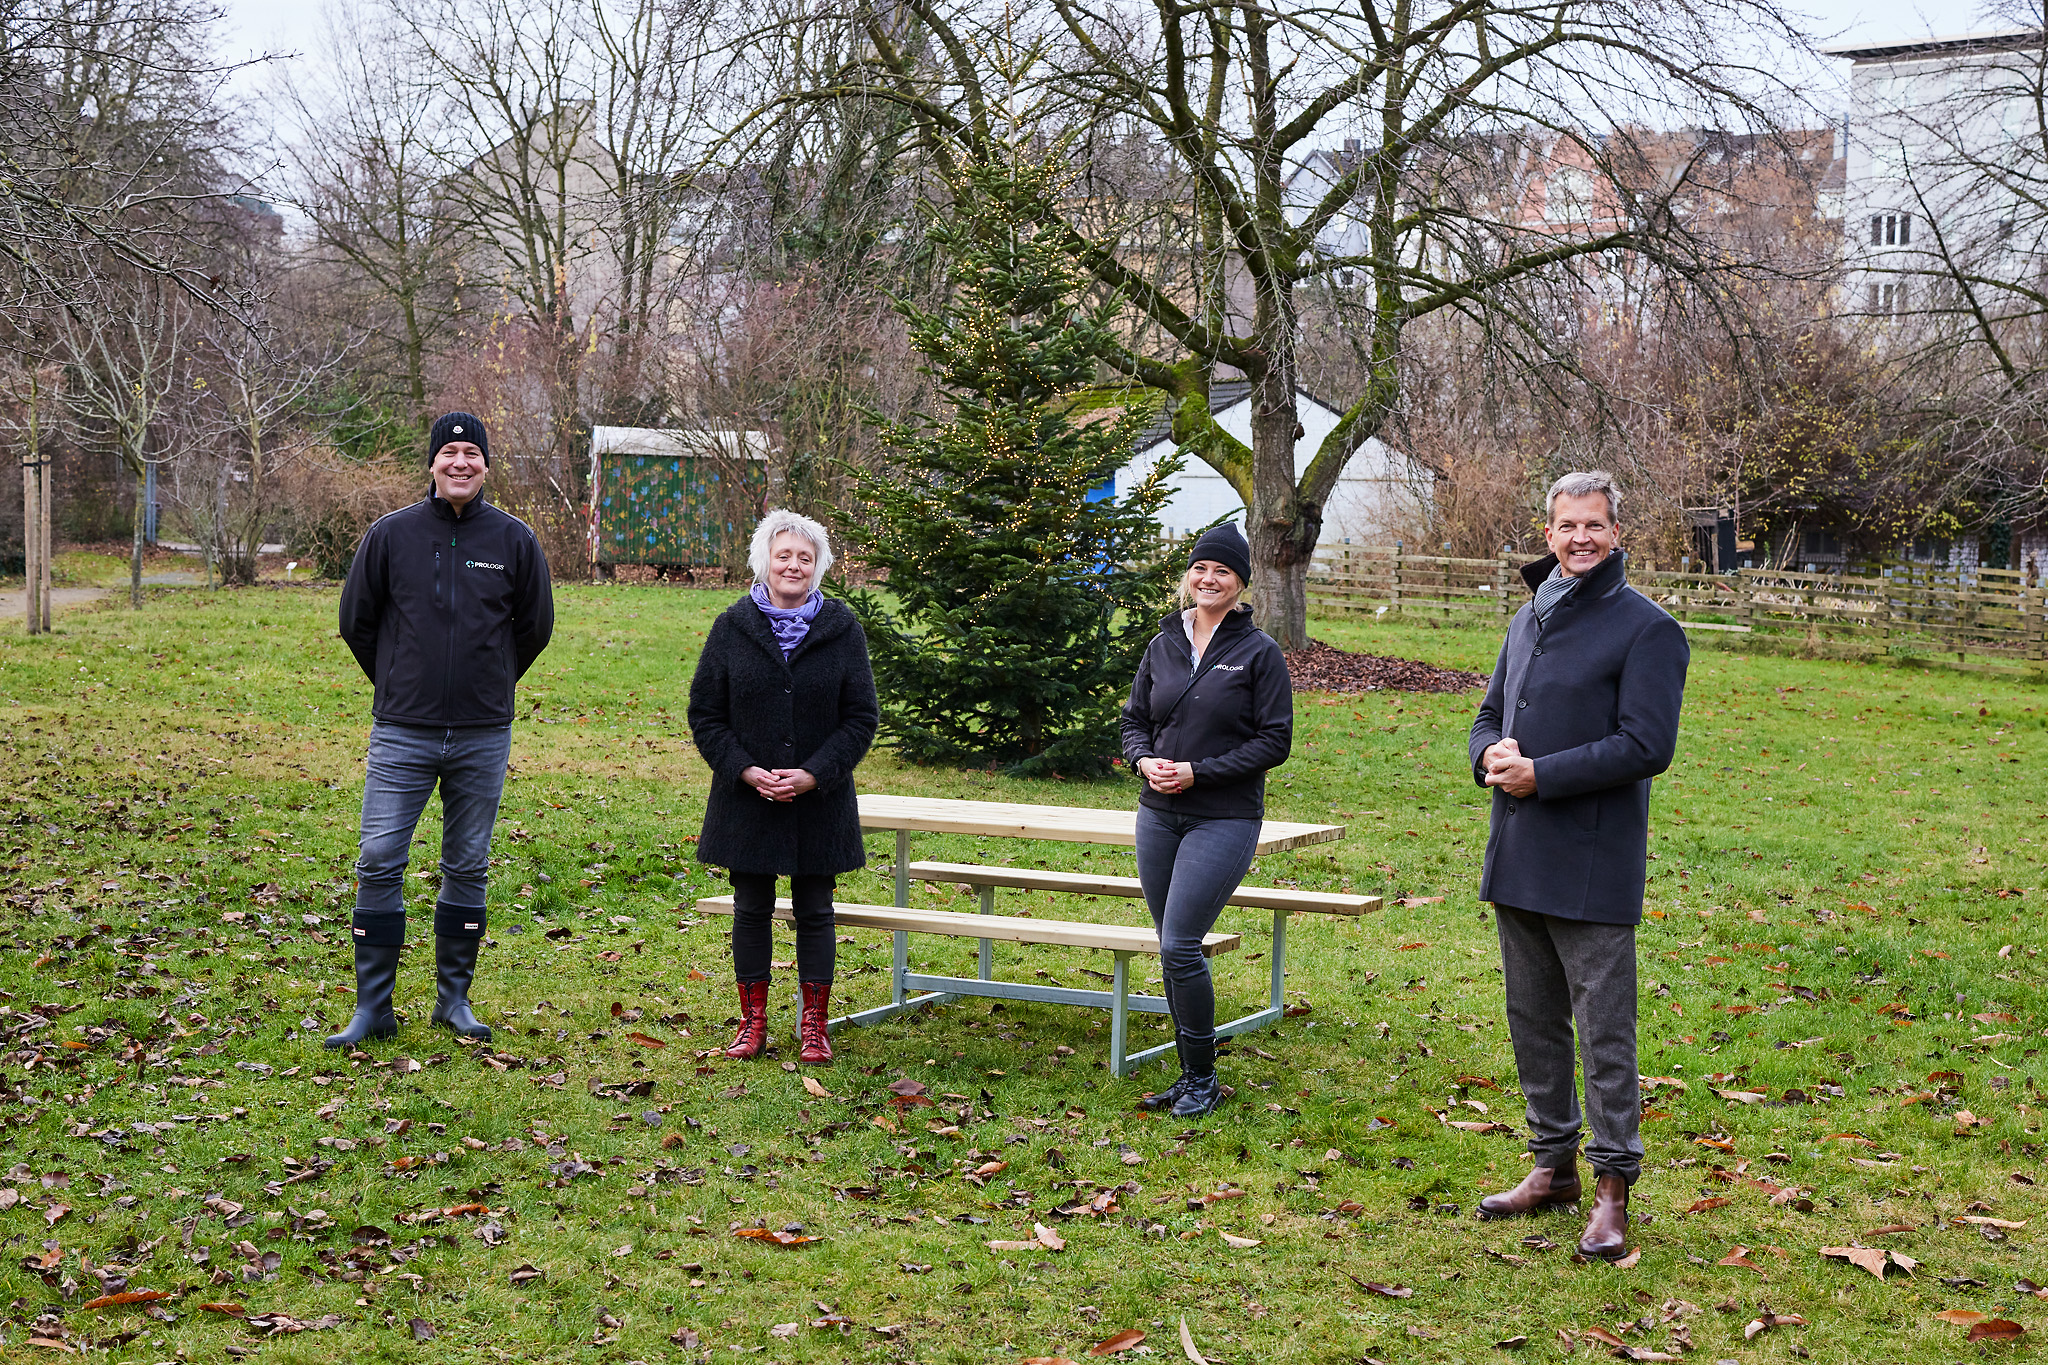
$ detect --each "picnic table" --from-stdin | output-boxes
[699,795,1366,1076]
[868,795,1350,1068]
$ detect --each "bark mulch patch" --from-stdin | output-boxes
[1283,640,1487,694]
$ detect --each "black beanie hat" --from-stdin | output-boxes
[428,412,489,465]
[1187,521,1252,584]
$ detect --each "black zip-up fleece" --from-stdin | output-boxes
[338,490,555,727]
[1119,604,1294,819]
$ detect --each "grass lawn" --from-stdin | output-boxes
[0,573,2043,1363]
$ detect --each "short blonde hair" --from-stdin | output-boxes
[748,509,834,588]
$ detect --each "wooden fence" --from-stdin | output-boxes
[1307,547,2048,666]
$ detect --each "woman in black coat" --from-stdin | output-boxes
[687,509,878,1066]
[1119,522,1292,1117]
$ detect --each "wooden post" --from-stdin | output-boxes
[1391,544,1403,618]
[1736,570,1754,632]
[2031,583,2048,664]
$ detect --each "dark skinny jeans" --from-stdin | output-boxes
[1133,805,1260,1040]
[729,872,836,984]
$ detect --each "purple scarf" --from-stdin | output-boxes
[750,582,823,656]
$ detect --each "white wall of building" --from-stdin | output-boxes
[1114,392,1430,544]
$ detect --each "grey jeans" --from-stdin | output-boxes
[1133,805,1260,1041]
[352,722,513,943]
[1495,904,1643,1184]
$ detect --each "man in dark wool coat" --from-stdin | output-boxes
[1468,470,1688,1260]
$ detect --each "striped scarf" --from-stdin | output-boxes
[1532,563,1579,627]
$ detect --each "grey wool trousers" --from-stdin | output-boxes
[1495,904,1644,1184]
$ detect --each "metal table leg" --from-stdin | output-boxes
[894,829,910,907]
[1109,950,1131,1077]
[977,885,995,981]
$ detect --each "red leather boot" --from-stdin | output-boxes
[798,981,833,1065]
[724,980,769,1059]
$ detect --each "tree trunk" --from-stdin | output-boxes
[130,464,145,609]
[1245,274,1317,649]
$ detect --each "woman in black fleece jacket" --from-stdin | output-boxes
[1119,523,1292,1116]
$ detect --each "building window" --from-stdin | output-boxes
[1866,281,1907,315]
[1801,528,1840,557]
[1869,212,1912,246]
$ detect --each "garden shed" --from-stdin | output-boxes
[590,425,768,571]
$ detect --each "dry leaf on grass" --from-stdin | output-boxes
[1682,1198,1729,1215]
[735,1227,820,1246]
[1820,1245,1915,1278]
[79,1289,172,1310]
[1022,1358,1080,1365]
[1178,1317,1208,1365]
[1612,1249,1642,1269]
[1717,1247,1763,1273]
[1970,1320,2028,1342]
[769,1322,800,1338]
[1743,1310,1807,1339]
[1089,1328,1147,1355]
[1219,1232,1262,1249]
[1954,1215,2027,1229]
[1935,1310,1989,1325]
[802,1076,832,1098]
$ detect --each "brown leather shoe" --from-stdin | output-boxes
[1577,1173,1631,1260]
[1477,1161,1581,1220]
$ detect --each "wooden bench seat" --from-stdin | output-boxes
[693,895,1240,957]
[693,894,1236,1073]
[903,861,1381,916]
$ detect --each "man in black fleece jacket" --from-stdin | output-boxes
[329,412,554,1049]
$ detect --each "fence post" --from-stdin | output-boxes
[1736,570,1754,632]
[1391,544,1404,618]
[1495,557,1510,618]
[2032,584,2048,664]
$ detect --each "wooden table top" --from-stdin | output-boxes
[857,793,1343,855]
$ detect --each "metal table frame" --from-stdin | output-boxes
[831,808,1333,1078]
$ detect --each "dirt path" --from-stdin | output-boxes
[0,586,110,627]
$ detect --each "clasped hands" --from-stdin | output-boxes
[741,766,818,802]
[1480,738,1538,798]
[1136,756,1195,795]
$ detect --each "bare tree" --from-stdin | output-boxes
[55,275,193,607]
[282,2,463,427]
[170,310,355,583]
[768,0,1812,644]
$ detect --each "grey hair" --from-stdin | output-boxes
[1545,470,1621,523]
[748,509,834,587]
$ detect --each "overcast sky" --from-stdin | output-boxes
[212,0,1968,115]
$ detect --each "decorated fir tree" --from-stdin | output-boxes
[846,151,1180,777]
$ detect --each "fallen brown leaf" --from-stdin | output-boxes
[80,1290,172,1310]
[735,1227,820,1246]
[1969,1320,2028,1343]
[1089,1329,1147,1356]
[1935,1310,1989,1325]
[802,1076,832,1098]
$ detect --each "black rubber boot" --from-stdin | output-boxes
[1170,1032,1222,1118]
[325,932,401,1050]
[429,904,491,1041]
[1138,983,1188,1111]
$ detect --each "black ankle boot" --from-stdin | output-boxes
[1171,1032,1222,1118]
[1138,984,1187,1111]
[429,907,491,1041]
[326,937,401,1049]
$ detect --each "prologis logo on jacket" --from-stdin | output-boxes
[465,559,507,571]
